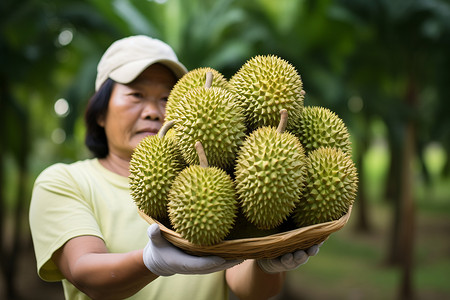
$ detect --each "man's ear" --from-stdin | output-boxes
[97,115,105,127]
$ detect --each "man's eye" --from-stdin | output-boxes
[161,97,169,102]
[131,92,144,98]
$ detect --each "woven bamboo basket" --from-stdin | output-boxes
[138,205,352,260]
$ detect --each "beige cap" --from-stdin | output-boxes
[95,35,188,91]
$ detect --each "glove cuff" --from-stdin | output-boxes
[256,259,279,274]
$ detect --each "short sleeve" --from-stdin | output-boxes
[29,163,104,281]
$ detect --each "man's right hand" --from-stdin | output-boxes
[143,223,243,276]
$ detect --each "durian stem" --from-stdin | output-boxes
[195,141,209,168]
[205,71,213,88]
[276,109,288,133]
[158,120,175,138]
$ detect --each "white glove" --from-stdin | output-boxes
[257,243,322,274]
[143,223,243,276]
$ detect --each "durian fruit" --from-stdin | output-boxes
[174,72,246,170]
[229,55,304,132]
[163,127,177,140]
[168,141,238,246]
[234,109,306,230]
[129,121,185,220]
[165,67,231,122]
[293,147,358,227]
[225,208,280,240]
[294,106,352,155]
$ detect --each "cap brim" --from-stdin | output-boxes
[109,58,188,84]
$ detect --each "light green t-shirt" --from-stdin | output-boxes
[29,158,227,300]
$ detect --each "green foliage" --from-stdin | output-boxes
[1,0,450,297]
[287,201,450,299]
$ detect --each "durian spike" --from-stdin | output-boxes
[300,89,306,96]
[276,109,288,133]
[205,71,213,88]
[157,120,175,138]
[194,141,209,168]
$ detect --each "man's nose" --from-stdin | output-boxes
[141,101,162,121]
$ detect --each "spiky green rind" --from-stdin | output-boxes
[293,147,358,227]
[168,165,238,246]
[234,126,306,230]
[164,127,177,140]
[295,106,352,155]
[129,135,185,220]
[166,67,231,122]
[174,87,246,170]
[229,55,304,132]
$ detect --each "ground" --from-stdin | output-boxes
[2,201,449,300]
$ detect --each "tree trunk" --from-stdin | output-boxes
[0,87,29,299]
[355,115,371,232]
[355,160,370,232]
[384,127,402,204]
[4,155,28,300]
[443,147,450,177]
[396,70,418,300]
[0,83,6,300]
[397,121,416,300]
[384,133,402,266]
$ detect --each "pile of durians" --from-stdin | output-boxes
[129,55,358,247]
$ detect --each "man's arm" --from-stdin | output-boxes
[53,235,158,300]
[226,259,286,300]
[226,245,321,300]
[52,224,243,300]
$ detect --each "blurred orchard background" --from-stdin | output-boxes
[1,0,449,299]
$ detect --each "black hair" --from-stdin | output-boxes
[84,78,114,158]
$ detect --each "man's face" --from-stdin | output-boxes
[99,63,178,160]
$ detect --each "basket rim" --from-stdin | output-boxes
[138,205,352,259]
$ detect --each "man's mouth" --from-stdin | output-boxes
[136,128,159,136]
